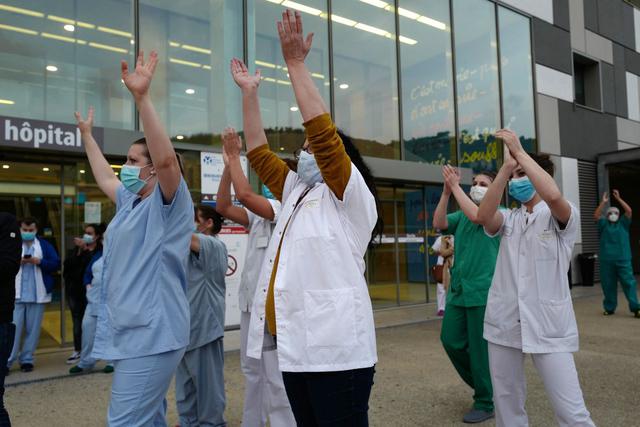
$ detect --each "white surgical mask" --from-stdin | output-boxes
[297,151,323,187]
[469,186,488,205]
[608,213,619,223]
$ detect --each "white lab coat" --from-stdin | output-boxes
[247,166,378,372]
[483,201,580,353]
[14,238,51,304]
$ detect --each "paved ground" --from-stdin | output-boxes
[4,289,639,426]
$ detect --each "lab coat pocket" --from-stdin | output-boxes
[109,306,153,331]
[304,288,357,348]
[537,298,572,339]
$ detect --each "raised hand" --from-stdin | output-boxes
[612,189,620,200]
[277,10,314,65]
[503,142,518,171]
[121,50,158,100]
[496,129,524,159]
[222,127,242,160]
[601,192,609,203]
[442,165,461,189]
[74,107,94,135]
[230,58,261,94]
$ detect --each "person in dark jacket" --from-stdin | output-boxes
[63,223,103,364]
[7,218,60,373]
[0,212,22,426]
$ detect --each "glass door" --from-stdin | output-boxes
[0,160,66,348]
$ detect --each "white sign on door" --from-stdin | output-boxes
[84,202,101,223]
[219,225,249,328]
[200,152,248,201]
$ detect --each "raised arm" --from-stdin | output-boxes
[477,146,517,234]
[215,166,249,228]
[433,182,451,231]
[594,192,609,221]
[612,189,632,218]
[223,128,276,221]
[230,58,267,152]
[501,129,572,225]
[278,10,327,121]
[443,165,480,223]
[122,50,181,202]
[75,107,120,203]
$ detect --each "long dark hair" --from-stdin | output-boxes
[86,223,106,250]
[337,130,384,246]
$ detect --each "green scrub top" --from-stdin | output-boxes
[445,210,501,307]
[598,216,632,261]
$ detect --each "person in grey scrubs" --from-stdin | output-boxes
[175,204,228,427]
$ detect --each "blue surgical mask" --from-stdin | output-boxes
[21,231,36,241]
[82,234,94,244]
[120,164,152,194]
[262,184,275,200]
[297,151,323,187]
[508,176,536,203]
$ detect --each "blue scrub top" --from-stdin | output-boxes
[186,234,227,351]
[93,179,193,360]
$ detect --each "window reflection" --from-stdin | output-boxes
[332,0,400,159]
[453,0,500,171]
[399,0,455,164]
[498,7,536,153]
[0,0,135,129]
[140,0,243,144]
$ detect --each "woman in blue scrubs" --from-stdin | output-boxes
[75,50,193,427]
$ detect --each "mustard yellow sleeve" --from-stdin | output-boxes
[247,144,289,201]
[304,113,351,200]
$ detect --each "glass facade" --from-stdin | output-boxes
[0,0,538,344]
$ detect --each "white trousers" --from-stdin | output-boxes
[436,283,447,312]
[240,311,295,427]
[488,342,595,427]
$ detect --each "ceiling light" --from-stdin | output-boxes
[355,23,390,37]
[397,8,420,20]
[0,4,44,17]
[339,83,349,90]
[255,60,277,69]
[0,23,38,35]
[2,165,9,169]
[46,65,58,72]
[114,172,119,176]
[97,26,132,38]
[331,15,357,27]
[88,42,128,54]
[359,0,389,8]
[42,167,50,172]
[185,88,195,95]
[399,35,418,45]
[281,1,322,16]
[417,15,447,30]
[79,169,85,174]
[0,99,15,105]
[130,39,135,45]
[280,147,285,151]
[181,44,211,55]
[290,106,299,112]
[169,57,202,68]
[63,24,75,32]
[176,135,185,140]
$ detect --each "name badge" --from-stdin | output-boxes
[538,230,553,240]
[256,236,269,248]
[304,199,320,209]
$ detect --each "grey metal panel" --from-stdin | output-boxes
[577,160,600,281]
[536,94,561,155]
[596,0,636,49]
[569,0,586,52]
[102,127,143,156]
[558,100,618,160]
[532,18,573,73]
[583,0,599,32]
[553,0,571,31]
[625,47,640,75]
[617,117,640,144]
[601,62,617,114]
[613,44,629,117]
[585,30,613,63]
[362,156,474,185]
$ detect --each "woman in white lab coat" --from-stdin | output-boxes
[230,10,382,426]
[477,130,594,427]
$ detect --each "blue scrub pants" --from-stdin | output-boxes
[175,338,226,427]
[8,303,45,367]
[78,309,111,370]
[108,348,185,427]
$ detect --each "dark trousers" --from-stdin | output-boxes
[1,323,15,427]
[67,294,86,352]
[282,366,375,427]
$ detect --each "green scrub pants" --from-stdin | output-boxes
[600,260,639,313]
[440,304,493,412]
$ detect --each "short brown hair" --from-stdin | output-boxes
[131,138,185,176]
[529,152,555,177]
[476,170,497,182]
